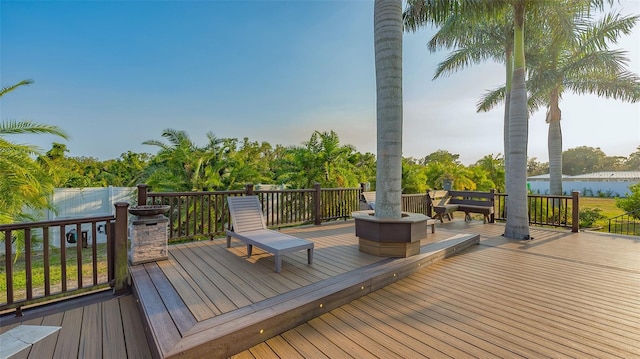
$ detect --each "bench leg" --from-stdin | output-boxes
[308,248,314,265]
[464,213,472,222]
[431,223,435,233]
[247,244,253,257]
[275,255,282,273]
[226,235,231,248]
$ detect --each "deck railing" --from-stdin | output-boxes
[2,185,582,314]
[0,203,129,314]
[494,192,580,232]
[608,210,640,236]
[140,184,370,242]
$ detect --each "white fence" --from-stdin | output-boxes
[3,187,138,252]
[45,187,137,220]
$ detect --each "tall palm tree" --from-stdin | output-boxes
[404,0,531,239]
[374,0,404,218]
[479,9,640,198]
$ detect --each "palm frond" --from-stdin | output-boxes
[476,86,506,113]
[0,79,34,98]
[0,120,69,139]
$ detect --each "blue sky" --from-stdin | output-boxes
[2,1,638,165]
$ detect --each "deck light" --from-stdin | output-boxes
[259,329,264,334]
[319,303,324,308]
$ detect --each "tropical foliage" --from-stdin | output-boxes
[1,80,68,261]
[0,80,68,224]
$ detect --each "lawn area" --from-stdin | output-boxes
[0,243,109,305]
[580,197,627,231]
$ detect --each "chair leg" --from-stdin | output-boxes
[308,248,314,264]
[275,255,282,273]
[247,244,253,257]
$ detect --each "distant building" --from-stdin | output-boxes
[527,171,640,197]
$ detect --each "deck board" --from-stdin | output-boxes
[78,302,101,358]
[101,298,127,359]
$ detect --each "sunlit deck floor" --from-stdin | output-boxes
[2,220,639,358]
[131,220,478,358]
[235,222,640,358]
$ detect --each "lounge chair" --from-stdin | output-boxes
[362,191,376,210]
[226,196,314,273]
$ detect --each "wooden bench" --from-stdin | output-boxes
[427,190,456,222]
[226,196,314,273]
[430,189,496,223]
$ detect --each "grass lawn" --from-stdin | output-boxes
[579,197,628,231]
[0,243,109,304]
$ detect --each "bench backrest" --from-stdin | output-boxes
[428,190,451,206]
[448,189,496,207]
[227,195,267,233]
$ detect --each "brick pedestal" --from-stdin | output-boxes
[129,214,169,265]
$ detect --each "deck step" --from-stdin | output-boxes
[131,233,479,358]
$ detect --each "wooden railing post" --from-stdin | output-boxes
[246,183,254,195]
[113,202,129,294]
[572,191,580,232]
[489,189,496,223]
[137,184,147,206]
[314,183,322,225]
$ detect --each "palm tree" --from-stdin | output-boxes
[143,129,226,191]
[374,0,404,218]
[404,0,531,238]
[1,79,68,261]
[479,9,640,198]
[0,80,68,223]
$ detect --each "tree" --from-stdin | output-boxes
[276,131,359,188]
[404,0,531,239]
[475,5,639,198]
[1,80,68,261]
[0,80,68,223]
[374,0,404,218]
[143,129,227,191]
[471,154,505,192]
[562,146,607,175]
[616,182,640,219]
[626,146,640,170]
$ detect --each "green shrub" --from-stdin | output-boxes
[579,207,606,228]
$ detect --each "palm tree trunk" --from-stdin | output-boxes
[374,0,403,219]
[547,87,563,198]
[503,46,513,219]
[504,1,531,240]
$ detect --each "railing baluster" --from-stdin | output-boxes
[5,229,14,305]
[43,227,51,296]
[60,225,67,293]
[25,228,32,300]
[76,223,83,289]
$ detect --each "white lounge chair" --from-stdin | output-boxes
[362,191,376,210]
[226,196,314,273]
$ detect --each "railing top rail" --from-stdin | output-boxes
[255,189,316,194]
[148,190,246,197]
[608,209,640,221]
[320,187,361,191]
[0,215,115,231]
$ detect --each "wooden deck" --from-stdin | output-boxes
[0,291,151,358]
[234,222,640,358]
[2,219,639,358]
[131,221,478,358]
